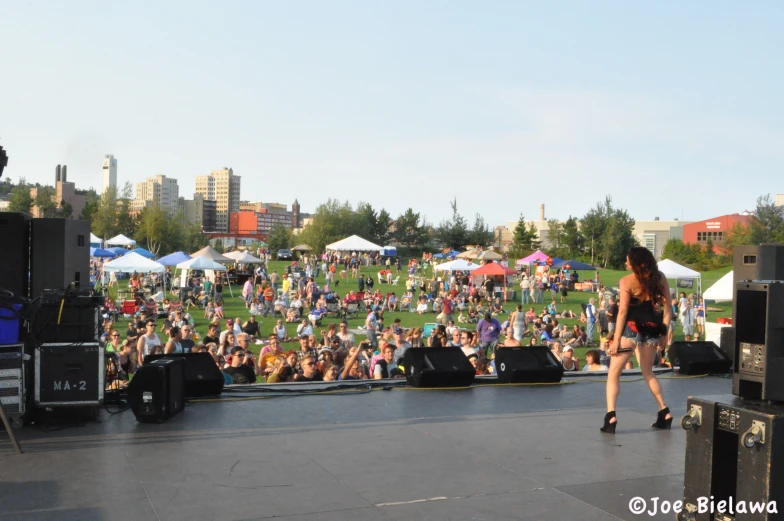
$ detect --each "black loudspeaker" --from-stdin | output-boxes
[0,212,31,297]
[143,352,224,397]
[668,341,732,375]
[128,358,186,423]
[720,326,736,367]
[402,347,475,388]
[733,281,784,401]
[30,218,90,299]
[32,303,99,343]
[34,343,104,406]
[494,346,564,383]
[733,244,784,324]
[681,395,784,520]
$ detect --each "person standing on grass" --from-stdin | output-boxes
[476,312,502,358]
[585,298,598,345]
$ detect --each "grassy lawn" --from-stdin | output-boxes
[112,260,733,370]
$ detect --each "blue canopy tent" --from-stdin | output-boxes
[107,247,130,256]
[433,250,460,259]
[381,246,397,257]
[132,247,156,259]
[157,251,192,290]
[90,247,117,258]
[157,251,191,266]
[553,259,595,271]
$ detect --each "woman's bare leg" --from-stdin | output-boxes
[637,342,670,416]
[606,345,635,422]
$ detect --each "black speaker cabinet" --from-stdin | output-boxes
[402,347,475,388]
[34,343,104,406]
[0,212,31,298]
[720,326,736,367]
[733,281,784,402]
[682,395,784,520]
[30,218,90,299]
[128,357,185,423]
[494,346,564,383]
[733,244,784,325]
[667,341,732,375]
[32,303,99,344]
[143,352,224,397]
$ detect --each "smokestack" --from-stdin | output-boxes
[540,204,545,221]
[61,165,67,183]
[56,164,61,182]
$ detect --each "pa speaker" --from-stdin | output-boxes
[0,212,31,297]
[494,346,564,383]
[668,341,732,375]
[720,326,735,367]
[128,357,185,423]
[30,218,90,299]
[402,347,475,388]
[143,352,224,397]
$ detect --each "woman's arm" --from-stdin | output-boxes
[660,274,673,329]
[610,277,631,355]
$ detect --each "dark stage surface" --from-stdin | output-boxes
[1,375,732,521]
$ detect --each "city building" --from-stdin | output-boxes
[30,165,88,218]
[101,154,117,194]
[179,193,217,232]
[683,214,753,251]
[776,194,784,207]
[132,174,180,212]
[195,167,241,232]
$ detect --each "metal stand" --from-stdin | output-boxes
[0,404,22,454]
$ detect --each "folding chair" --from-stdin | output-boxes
[120,300,137,317]
[391,276,400,285]
[345,302,359,319]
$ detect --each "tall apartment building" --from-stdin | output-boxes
[132,174,180,212]
[101,154,117,194]
[195,167,241,232]
[180,193,218,232]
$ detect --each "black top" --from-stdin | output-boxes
[627,297,665,336]
[243,321,259,336]
[224,365,257,384]
[203,335,219,345]
[297,372,323,382]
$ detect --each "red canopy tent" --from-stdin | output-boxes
[470,262,517,277]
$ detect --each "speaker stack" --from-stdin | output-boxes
[403,348,475,388]
[128,358,186,423]
[679,244,784,519]
[495,346,564,383]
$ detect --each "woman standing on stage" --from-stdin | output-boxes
[601,247,673,434]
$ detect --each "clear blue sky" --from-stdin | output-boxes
[2,1,782,226]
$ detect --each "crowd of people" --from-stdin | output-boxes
[101,250,687,389]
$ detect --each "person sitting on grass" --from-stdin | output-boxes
[492,298,504,316]
[273,319,291,343]
[340,342,370,381]
[457,310,468,323]
[558,308,577,318]
[224,347,257,384]
[204,300,215,320]
[242,315,260,341]
[561,345,580,371]
[475,356,491,375]
[416,297,429,314]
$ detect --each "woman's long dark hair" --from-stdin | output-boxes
[627,247,664,307]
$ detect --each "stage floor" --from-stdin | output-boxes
[1,374,731,521]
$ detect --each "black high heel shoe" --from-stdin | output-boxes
[652,407,672,429]
[600,411,617,434]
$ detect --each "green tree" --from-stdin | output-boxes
[722,221,753,255]
[183,222,209,252]
[34,186,58,217]
[8,178,33,214]
[580,196,636,269]
[116,182,137,237]
[394,208,426,251]
[375,209,393,246]
[509,214,538,258]
[267,223,292,253]
[749,194,784,244]
[561,216,585,257]
[298,199,357,253]
[437,198,469,250]
[92,186,119,239]
[546,218,564,254]
[134,205,176,256]
[468,214,494,248]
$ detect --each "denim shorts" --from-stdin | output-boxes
[622,324,663,346]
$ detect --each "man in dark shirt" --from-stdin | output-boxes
[203,323,220,346]
[223,347,257,384]
[607,297,619,335]
[295,355,323,382]
[242,315,260,340]
[180,326,195,353]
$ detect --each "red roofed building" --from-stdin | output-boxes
[682,213,753,253]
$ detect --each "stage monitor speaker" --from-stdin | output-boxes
[494,346,565,383]
[668,341,732,376]
[733,244,784,324]
[681,395,784,519]
[402,347,475,388]
[30,218,90,299]
[0,213,31,298]
[720,326,736,367]
[733,281,784,401]
[128,358,185,423]
[34,343,104,406]
[143,352,224,397]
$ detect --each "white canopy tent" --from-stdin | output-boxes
[325,235,383,252]
[704,271,733,302]
[191,246,234,263]
[177,256,232,297]
[658,259,702,295]
[223,251,263,264]
[90,233,102,245]
[102,252,165,273]
[434,259,480,272]
[106,234,137,247]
